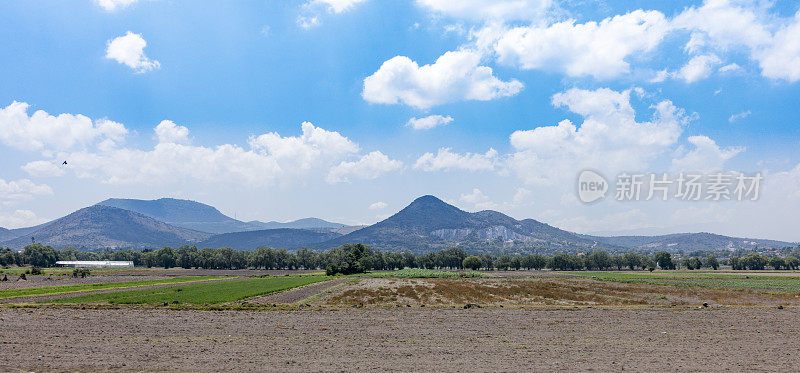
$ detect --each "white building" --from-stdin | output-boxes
[55,261,134,268]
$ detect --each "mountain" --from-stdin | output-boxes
[198,228,343,250]
[96,198,350,234]
[315,195,606,252]
[246,217,347,230]
[1,205,210,250]
[96,198,261,234]
[0,227,12,242]
[587,232,794,252]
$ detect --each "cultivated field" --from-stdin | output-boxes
[2,268,800,371]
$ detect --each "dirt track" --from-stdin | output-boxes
[1,307,799,372]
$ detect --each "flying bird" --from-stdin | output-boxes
[62,161,67,165]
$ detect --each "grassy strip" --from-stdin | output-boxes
[48,275,330,305]
[364,268,485,278]
[584,272,800,292]
[0,276,226,299]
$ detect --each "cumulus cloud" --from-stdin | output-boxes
[0,210,46,229]
[671,135,743,173]
[677,54,722,83]
[492,10,669,79]
[369,201,388,210]
[0,101,127,152]
[673,0,800,82]
[405,115,453,130]
[21,161,66,177]
[19,115,398,187]
[326,151,403,183]
[459,188,498,210]
[362,50,523,109]
[415,0,553,22]
[105,31,160,73]
[507,87,686,184]
[414,147,498,172]
[0,178,53,201]
[94,0,139,11]
[154,120,190,144]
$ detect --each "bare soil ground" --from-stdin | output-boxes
[1,307,799,372]
[323,277,800,307]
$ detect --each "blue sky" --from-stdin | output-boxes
[1,0,800,241]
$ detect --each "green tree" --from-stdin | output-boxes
[462,255,482,270]
[704,256,719,270]
[654,251,675,270]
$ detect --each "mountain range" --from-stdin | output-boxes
[1,195,796,253]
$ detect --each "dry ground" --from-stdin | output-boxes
[3,269,800,372]
[1,307,799,372]
[323,277,800,307]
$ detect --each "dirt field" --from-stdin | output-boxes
[3,269,800,372]
[323,277,800,307]
[0,307,798,372]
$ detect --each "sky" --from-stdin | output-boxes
[1,0,799,241]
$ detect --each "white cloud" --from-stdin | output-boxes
[677,54,722,83]
[415,0,553,22]
[673,0,800,82]
[405,115,453,130]
[0,210,46,229]
[326,151,403,183]
[719,63,742,73]
[0,179,53,201]
[492,10,669,79]
[362,50,523,109]
[507,87,686,184]
[297,16,321,29]
[756,12,800,82]
[154,120,190,144]
[94,0,139,11]
[459,188,498,210]
[369,201,388,210]
[0,101,127,152]
[728,110,751,122]
[105,31,160,73]
[21,161,66,177]
[512,187,532,204]
[24,119,392,187]
[671,135,743,173]
[414,147,498,172]
[313,0,367,14]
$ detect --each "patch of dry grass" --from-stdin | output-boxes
[324,277,800,307]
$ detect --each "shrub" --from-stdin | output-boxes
[29,267,43,275]
[72,268,91,278]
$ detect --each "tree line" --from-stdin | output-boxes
[4,243,800,272]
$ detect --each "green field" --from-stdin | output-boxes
[365,268,485,278]
[49,275,330,304]
[0,276,226,300]
[578,271,800,292]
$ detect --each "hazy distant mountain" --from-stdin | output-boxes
[1,205,210,250]
[316,195,606,252]
[96,198,350,234]
[97,198,261,234]
[0,227,12,242]
[198,228,343,250]
[586,232,794,252]
[246,217,347,230]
